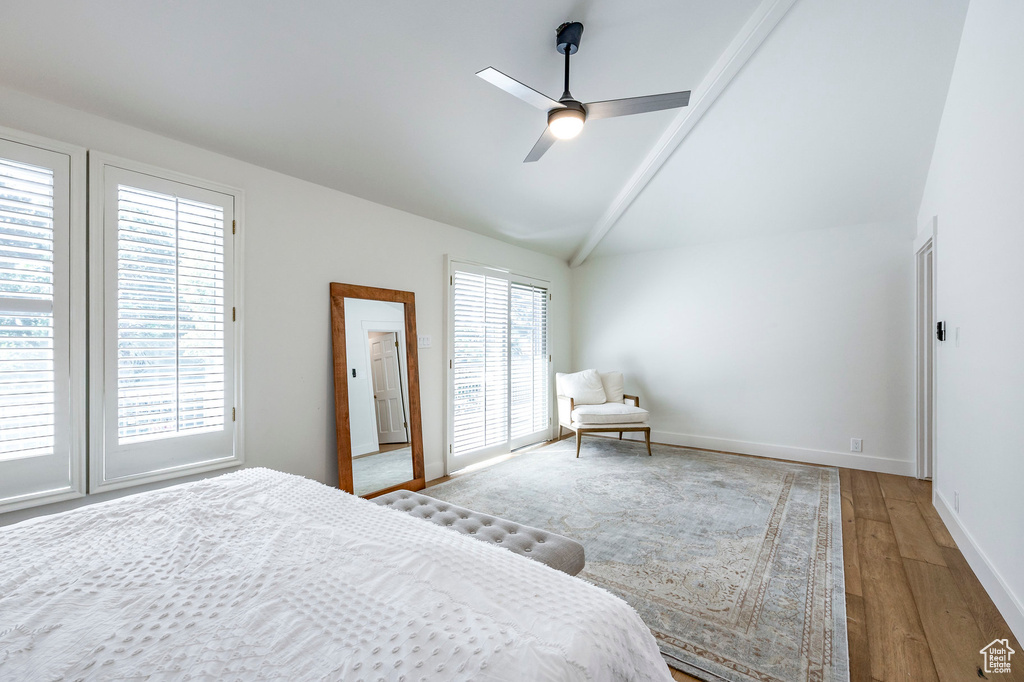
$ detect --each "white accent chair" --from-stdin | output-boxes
[556,369,651,458]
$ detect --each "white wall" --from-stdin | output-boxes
[344,299,406,456]
[573,221,916,474]
[0,85,572,524]
[915,0,1024,640]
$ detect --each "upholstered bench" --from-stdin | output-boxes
[372,490,585,576]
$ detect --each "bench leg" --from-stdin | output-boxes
[558,425,564,439]
[618,431,623,440]
[576,430,583,458]
[645,429,652,456]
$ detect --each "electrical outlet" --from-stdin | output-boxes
[850,438,863,453]
[954,491,960,513]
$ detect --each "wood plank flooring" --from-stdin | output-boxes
[671,469,1023,682]
[839,469,1021,682]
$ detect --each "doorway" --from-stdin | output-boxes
[915,223,936,480]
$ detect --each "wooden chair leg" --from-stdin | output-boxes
[575,430,583,458]
[558,425,564,439]
[645,429,652,456]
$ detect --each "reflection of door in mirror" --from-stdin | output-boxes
[368,331,408,444]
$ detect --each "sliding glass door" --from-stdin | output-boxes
[448,261,549,471]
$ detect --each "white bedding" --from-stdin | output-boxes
[0,468,671,681]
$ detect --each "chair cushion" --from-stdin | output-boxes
[372,490,586,575]
[599,371,624,403]
[571,402,649,425]
[555,369,606,405]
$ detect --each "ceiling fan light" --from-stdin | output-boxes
[548,107,586,139]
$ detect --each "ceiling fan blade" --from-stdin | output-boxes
[524,127,557,163]
[477,67,565,111]
[584,91,691,120]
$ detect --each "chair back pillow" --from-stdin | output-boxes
[599,371,625,403]
[555,369,607,405]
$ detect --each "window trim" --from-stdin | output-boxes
[444,256,552,475]
[88,153,245,493]
[0,125,87,514]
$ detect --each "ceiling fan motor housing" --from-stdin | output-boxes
[556,22,584,55]
[550,99,586,119]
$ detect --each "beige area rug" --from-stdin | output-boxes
[427,438,849,682]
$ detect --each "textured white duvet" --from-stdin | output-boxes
[0,469,671,681]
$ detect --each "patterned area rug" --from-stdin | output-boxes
[427,438,849,682]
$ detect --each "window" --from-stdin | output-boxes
[90,157,241,492]
[0,130,86,513]
[448,261,549,470]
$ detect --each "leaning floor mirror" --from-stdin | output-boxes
[330,283,425,497]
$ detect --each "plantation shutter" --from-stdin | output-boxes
[0,158,58,457]
[451,270,508,455]
[510,282,548,440]
[94,162,237,491]
[115,187,226,442]
[0,134,83,512]
[449,262,549,466]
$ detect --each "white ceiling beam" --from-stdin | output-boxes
[569,0,800,268]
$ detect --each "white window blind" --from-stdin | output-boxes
[452,270,508,455]
[450,262,549,467]
[0,158,57,460]
[510,282,548,439]
[93,160,239,492]
[116,186,226,442]
[0,132,84,513]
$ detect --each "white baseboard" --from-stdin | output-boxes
[933,490,1024,642]
[644,430,916,475]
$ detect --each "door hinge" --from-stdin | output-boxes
[395,340,399,348]
[549,355,552,362]
[232,219,236,235]
[449,359,453,369]
[549,293,552,301]
[449,444,453,454]
[232,307,236,321]
[404,422,408,428]
[232,407,236,422]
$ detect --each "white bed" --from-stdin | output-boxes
[0,468,671,681]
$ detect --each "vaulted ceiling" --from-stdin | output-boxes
[0,0,968,263]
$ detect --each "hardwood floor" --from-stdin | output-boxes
[841,469,1022,682]
[668,469,1023,682]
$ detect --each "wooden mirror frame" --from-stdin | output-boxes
[329,283,425,497]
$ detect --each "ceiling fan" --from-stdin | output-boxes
[477,21,691,163]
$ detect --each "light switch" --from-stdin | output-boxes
[418,334,432,349]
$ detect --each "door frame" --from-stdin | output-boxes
[444,256,554,475]
[914,217,937,480]
[359,322,410,454]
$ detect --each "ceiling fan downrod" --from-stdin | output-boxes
[562,47,572,100]
[556,21,584,102]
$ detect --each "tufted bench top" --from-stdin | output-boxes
[372,490,585,576]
